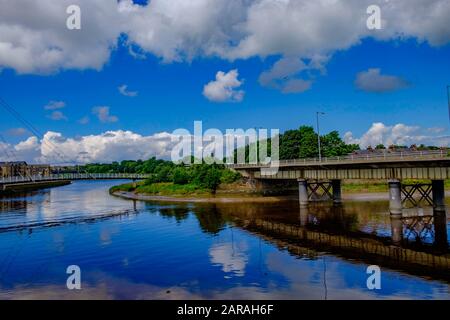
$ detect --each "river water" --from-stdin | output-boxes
[0,180,448,299]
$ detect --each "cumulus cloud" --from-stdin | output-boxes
[1,0,448,78]
[344,122,450,148]
[11,136,41,162]
[118,84,138,97]
[92,106,118,123]
[203,69,244,102]
[0,130,179,164]
[47,110,68,121]
[44,100,66,110]
[355,68,409,93]
[0,0,123,74]
[259,57,305,93]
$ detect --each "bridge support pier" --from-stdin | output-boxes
[432,180,446,212]
[298,179,309,207]
[331,179,342,205]
[389,179,402,215]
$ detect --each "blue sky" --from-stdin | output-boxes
[1,38,449,138]
[0,0,449,163]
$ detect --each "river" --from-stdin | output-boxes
[0,180,448,299]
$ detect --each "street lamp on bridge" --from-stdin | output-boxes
[447,85,450,124]
[316,111,325,162]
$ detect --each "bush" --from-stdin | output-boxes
[172,167,190,185]
[203,167,222,192]
[220,170,241,184]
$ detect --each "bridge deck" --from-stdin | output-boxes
[229,150,449,169]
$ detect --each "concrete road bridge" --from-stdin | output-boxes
[229,150,450,214]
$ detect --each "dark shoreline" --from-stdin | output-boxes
[0,180,71,195]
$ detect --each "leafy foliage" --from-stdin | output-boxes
[234,125,360,161]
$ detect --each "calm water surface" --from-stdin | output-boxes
[0,180,449,299]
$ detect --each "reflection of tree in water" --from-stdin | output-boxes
[192,204,227,235]
[158,206,190,223]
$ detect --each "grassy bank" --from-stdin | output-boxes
[110,181,216,196]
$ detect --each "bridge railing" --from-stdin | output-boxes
[0,173,150,184]
[228,149,449,168]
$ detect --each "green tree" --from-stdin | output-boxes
[172,167,190,185]
[203,167,222,193]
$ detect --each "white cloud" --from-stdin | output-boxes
[1,0,448,77]
[355,68,409,93]
[0,130,179,164]
[0,0,123,74]
[92,106,118,123]
[259,56,327,93]
[12,136,41,162]
[344,122,450,148]
[44,100,66,110]
[203,69,244,102]
[118,84,138,97]
[47,110,67,121]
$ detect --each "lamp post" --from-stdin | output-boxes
[316,111,325,162]
[447,85,450,124]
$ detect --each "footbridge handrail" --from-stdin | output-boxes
[0,173,151,184]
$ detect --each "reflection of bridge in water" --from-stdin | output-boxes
[231,206,449,281]
[186,201,449,281]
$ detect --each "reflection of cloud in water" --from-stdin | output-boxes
[99,225,120,246]
[264,251,450,300]
[209,241,248,277]
[2,269,446,300]
[37,181,143,222]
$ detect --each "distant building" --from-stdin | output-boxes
[28,164,51,176]
[0,161,28,178]
[0,161,51,178]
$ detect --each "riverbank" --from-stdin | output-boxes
[111,190,297,203]
[110,189,398,203]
